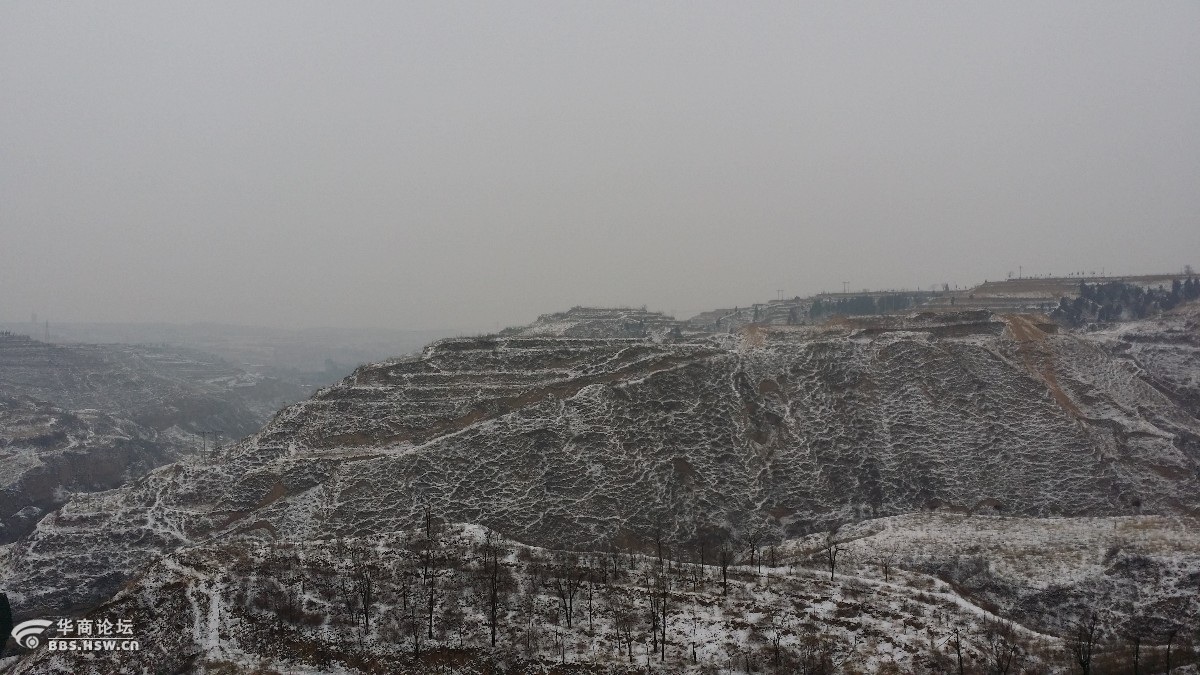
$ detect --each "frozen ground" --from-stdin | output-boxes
[6,516,1197,674]
[1,307,1198,673]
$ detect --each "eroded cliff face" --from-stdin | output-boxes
[4,312,1199,617]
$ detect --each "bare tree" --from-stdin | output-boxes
[606,585,636,663]
[441,599,466,648]
[410,503,444,640]
[654,572,669,662]
[417,503,439,579]
[349,546,377,631]
[823,527,845,581]
[336,568,362,628]
[719,541,734,595]
[598,549,612,585]
[977,619,1023,675]
[1070,614,1100,675]
[797,630,838,674]
[585,574,595,633]
[548,552,586,629]
[479,531,505,647]
[425,565,441,640]
[877,542,899,583]
[647,578,660,658]
[1163,623,1179,674]
[1129,633,1142,675]
[765,608,789,673]
[745,526,766,569]
[397,567,415,614]
[949,627,965,675]
[406,585,425,661]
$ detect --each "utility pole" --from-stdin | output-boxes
[1019,265,1023,279]
[197,430,223,458]
[776,289,784,301]
[842,281,848,294]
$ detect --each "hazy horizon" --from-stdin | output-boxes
[4,2,1198,331]
[1,264,1192,335]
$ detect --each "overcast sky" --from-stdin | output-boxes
[3,2,1198,331]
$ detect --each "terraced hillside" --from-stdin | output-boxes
[0,334,309,544]
[0,395,172,544]
[4,307,1198,626]
[0,335,305,426]
[501,306,684,338]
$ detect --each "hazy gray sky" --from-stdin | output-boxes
[3,2,1198,331]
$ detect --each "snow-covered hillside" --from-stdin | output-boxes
[2,308,1198,672]
[0,335,309,544]
[7,517,1196,674]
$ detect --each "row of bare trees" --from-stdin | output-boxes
[234,514,1195,673]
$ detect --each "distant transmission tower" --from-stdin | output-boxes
[198,430,224,459]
